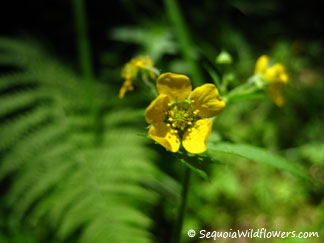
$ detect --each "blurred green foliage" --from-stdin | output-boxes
[1,0,324,242]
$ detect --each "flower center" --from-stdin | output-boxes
[166,101,199,133]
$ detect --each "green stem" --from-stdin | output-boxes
[72,0,99,143]
[72,0,94,82]
[223,74,268,103]
[164,0,203,86]
[173,166,191,243]
[141,73,158,97]
[224,83,255,101]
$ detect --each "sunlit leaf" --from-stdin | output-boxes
[208,142,309,180]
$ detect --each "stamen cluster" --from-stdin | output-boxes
[165,100,199,134]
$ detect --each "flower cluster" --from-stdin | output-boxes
[255,55,289,107]
[118,54,289,154]
[145,73,225,154]
[119,55,156,98]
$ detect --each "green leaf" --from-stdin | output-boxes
[179,158,210,182]
[300,143,324,165]
[175,151,220,181]
[208,142,309,181]
[110,25,178,60]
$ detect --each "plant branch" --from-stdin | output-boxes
[173,165,191,243]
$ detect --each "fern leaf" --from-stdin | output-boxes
[0,38,173,243]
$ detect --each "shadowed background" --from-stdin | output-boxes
[0,0,323,242]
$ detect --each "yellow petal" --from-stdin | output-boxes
[156,72,192,102]
[265,63,289,85]
[190,83,226,118]
[149,122,180,152]
[118,79,134,99]
[145,95,170,124]
[255,55,269,74]
[182,119,212,154]
[267,84,285,107]
[131,55,154,68]
[121,63,137,80]
[280,73,289,84]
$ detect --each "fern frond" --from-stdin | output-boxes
[0,38,169,243]
[0,89,43,118]
[0,106,51,151]
[0,72,36,92]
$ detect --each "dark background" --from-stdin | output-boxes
[1,0,324,70]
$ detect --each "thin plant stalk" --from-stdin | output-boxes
[72,0,94,82]
[173,166,191,243]
[72,0,100,143]
[164,0,203,86]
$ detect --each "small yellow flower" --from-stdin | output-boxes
[131,55,154,69]
[145,73,226,154]
[119,79,134,99]
[255,55,289,107]
[119,56,156,99]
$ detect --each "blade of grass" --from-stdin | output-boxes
[72,0,100,143]
[164,0,203,86]
[72,0,94,82]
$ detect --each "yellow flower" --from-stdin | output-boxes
[119,78,134,99]
[131,55,154,69]
[119,56,156,99]
[255,55,289,107]
[145,73,226,154]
